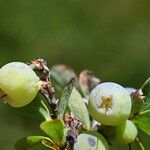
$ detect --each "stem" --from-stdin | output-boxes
[128,144,132,150]
[29,59,58,119]
[40,81,58,119]
[136,137,145,150]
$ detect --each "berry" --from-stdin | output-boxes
[74,133,109,150]
[115,120,138,144]
[88,82,131,126]
[126,87,136,95]
[0,62,40,107]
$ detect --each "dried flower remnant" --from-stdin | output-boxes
[79,70,100,96]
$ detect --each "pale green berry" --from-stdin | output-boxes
[88,82,131,126]
[74,133,109,150]
[115,120,138,144]
[0,62,40,107]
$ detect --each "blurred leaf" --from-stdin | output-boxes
[110,144,129,150]
[13,94,51,121]
[74,133,109,150]
[79,70,101,96]
[15,136,52,150]
[40,119,64,142]
[50,65,84,98]
[57,79,75,119]
[50,64,77,92]
[68,87,90,130]
[133,110,150,135]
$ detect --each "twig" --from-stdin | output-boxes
[29,59,58,119]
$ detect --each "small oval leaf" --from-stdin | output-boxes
[68,87,90,130]
[15,136,51,150]
[57,79,76,119]
[40,119,64,142]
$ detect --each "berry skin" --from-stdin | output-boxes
[115,120,138,144]
[88,82,131,126]
[0,62,40,107]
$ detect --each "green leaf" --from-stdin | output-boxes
[74,132,109,150]
[57,79,75,119]
[13,94,51,121]
[50,65,84,98]
[141,77,150,98]
[133,110,150,135]
[40,119,64,142]
[142,97,150,111]
[68,87,90,130]
[136,129,150,150]
[15,136,52,150]
[141,78,150,111]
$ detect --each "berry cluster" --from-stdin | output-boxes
[0,60,149,150]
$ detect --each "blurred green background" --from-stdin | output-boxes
[0,0,150,149]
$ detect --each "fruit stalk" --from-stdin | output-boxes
[135,137,145,150]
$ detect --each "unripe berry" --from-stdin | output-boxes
[115,120,138,144]
[0,62,40,107]
[88,82,131,126]
[74,133,109,150]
